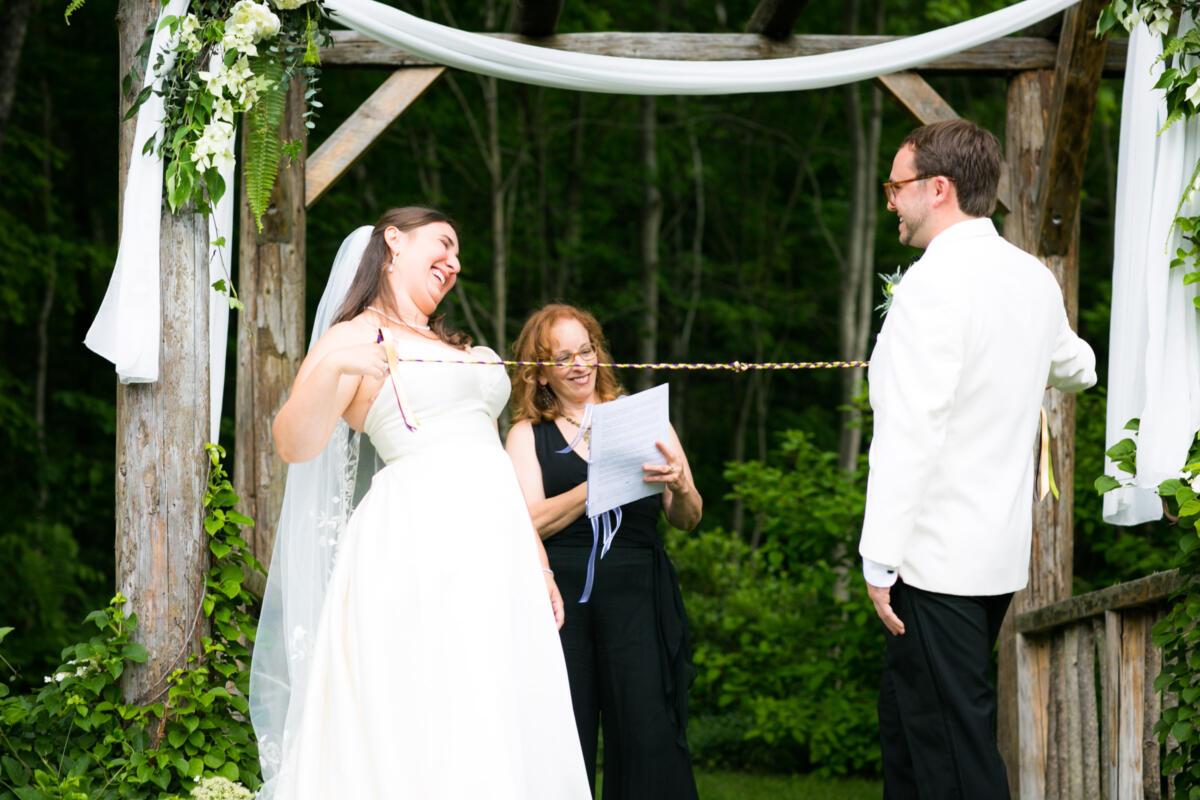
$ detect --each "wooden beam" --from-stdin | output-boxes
[875,71,1012,213]
[320,31,1129,75]
[1033,0,1109,255]
[305,67,444,208]
[116,0,210,706]
[745,0,811,41]
[236,78,307,584]
[1015,570,1182,636]
[512,0,563,38]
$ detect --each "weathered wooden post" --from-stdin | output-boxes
[235,80,307,573]
[997,3,1107,793]
[115,0,211,705]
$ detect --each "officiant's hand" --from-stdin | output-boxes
[643,440,686,493]
[546,572,566,630]
[867,583,906,636]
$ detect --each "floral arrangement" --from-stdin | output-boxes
[185,775,255,800]
[69,0,329,231]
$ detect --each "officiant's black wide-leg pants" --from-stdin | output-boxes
[878,579,1013,800]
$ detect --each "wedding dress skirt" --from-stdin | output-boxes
[270,344,590,799]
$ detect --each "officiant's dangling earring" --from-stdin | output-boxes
[538,383,553,408]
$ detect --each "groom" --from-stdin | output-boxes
[859,119,1096,799]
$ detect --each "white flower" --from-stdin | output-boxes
[222,0,281,57]
[1185,78,1200,111]
[213,97,235,124]
[53,671,71,682]
[43,676,52,683]
[177,14,203,53]
[190,776,253,800]
[199,56,261,109]
[272,0,312,9]
[1191,474,1200,493]
[192,118,236,172]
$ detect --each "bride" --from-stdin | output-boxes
[248,207,591,799]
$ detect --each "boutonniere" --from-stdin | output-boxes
[876,265,908,317]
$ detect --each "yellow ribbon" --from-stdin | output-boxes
[1037,407,1059,501]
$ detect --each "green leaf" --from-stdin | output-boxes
[1094,475,1123,495]
[123,642,148,663]
[64,0,87,24]
[244,57,288,233]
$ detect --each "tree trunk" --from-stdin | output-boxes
[555,94,587,301]
[0,0,36,152]
[670,106,705,441]
[638,95,662,392]
[35,79,56,514]
[235,79,307,578]
[837,0,884,473]
[116,0,211,706]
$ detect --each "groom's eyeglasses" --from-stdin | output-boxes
[882,174,936,203]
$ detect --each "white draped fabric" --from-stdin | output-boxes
[325,0,1077,95]
[1104,16,1200,525]
[88,0,1080,414]
[83,0,234,439]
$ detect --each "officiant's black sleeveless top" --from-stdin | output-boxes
[532,420,661,548]
[532,420,694,751]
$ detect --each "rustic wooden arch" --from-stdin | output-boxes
[114,1,1175,795]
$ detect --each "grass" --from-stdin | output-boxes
[595,770,882,799]
[696,770,882,799]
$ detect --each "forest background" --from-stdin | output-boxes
[0,0,1175,778]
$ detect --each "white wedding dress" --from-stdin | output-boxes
[270,340,590,799]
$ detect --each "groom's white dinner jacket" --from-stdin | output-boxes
[858,218,1096,597]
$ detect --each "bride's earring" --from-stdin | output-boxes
[386,249,400,274]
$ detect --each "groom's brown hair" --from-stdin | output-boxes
[901,119,1001,218]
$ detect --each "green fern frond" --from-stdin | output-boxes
[245,57,288,233]
[64,0,87,24]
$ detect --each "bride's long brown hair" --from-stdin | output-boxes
[333,206,471,349]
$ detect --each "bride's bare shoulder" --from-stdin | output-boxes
[313,315,377,350]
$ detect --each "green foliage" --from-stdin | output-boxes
[0,445,264,799]
[245,57,286,233]
[1096,425,1200,795]
[672,431,880,776]
[1151,431,1200,798]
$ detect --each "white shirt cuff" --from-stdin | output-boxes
[863,558,899,588]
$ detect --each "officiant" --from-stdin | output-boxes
[505,303,702,800]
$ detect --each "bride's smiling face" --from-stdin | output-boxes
[384,222,461,315]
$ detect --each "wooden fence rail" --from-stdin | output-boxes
[1013,570,1183,800]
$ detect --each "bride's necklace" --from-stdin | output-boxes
[367,305,431,333]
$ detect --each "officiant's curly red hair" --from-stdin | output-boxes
[510,304,623,422]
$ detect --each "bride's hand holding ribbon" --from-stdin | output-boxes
[327,339,391,379]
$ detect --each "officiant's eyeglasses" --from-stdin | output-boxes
[882,174,936,202]
[550,343,598,368]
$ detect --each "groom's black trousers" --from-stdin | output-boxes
[878,579,1013,800]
